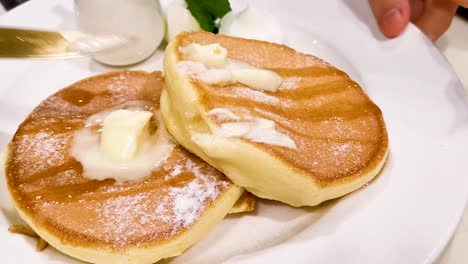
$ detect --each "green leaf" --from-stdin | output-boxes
[185,0,232,32]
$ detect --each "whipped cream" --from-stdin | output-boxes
[219,6,284,44]
[75,0,165,66]
[164,0,202,42]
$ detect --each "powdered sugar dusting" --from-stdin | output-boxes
[280,77,300,90]
[157,174,228,233]
[38,169,84,187]
[231,87,286,105]
[119,73,127,80]
[333,143,351,156]
[92,156,230,247]
[329,142,367,167]
[165,164,183,180]
[170,178,218,227]
[305,55,331,68]
[13,132,68,176]
[31,96,84,117]
[157,159,229,233]
[108,73,130,92]
[107,82,129,93]
[95,193,155,246]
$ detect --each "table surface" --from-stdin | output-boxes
[0,5,467,264]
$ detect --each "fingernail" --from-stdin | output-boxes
[380,8,404,37]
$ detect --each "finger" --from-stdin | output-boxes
[413,0,458,41]
[409,0,424,20]
[369,0,411,38]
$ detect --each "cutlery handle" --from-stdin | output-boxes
[0,28,81,58]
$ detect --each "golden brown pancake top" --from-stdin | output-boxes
[6,71,232,250]
[176,32,388,187]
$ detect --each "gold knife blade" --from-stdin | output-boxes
[0,28,85,58]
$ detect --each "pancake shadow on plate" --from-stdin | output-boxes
[158,198,338,264]
[163,161,390,264]
[228,157,393,259]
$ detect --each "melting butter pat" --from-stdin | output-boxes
[216,118,297,149]
[178,42,283,92]
[207,108,240,121]
[183,43,228,68]
[198,69,233,85]
[101,109,153,162]
[177,60,283,92]
[231,68,282,92]
[72,109,175,183]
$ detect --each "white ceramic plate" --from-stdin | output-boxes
[1,0,467,263]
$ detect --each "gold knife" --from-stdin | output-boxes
[0,28,128,59]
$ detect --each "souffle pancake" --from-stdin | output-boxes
[162,31,389,207]
[5,71,246,264]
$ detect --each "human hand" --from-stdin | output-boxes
[369,0,468,41]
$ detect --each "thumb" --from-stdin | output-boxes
[369,0,411,38]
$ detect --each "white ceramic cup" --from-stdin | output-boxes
[75,0,165,66]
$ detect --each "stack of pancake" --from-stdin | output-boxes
[4,32,388,263]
